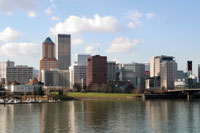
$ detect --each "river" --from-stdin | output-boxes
[0,100,200,133]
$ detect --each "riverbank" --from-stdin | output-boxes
[0,93,142,104]
[66,92,200,100]
[66,92,142,100]
[2,92,199,103]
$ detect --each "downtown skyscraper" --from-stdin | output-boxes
[56,34,71,70]
[150,55,177,89]
[86,55,107,88]
[39,37,58,81]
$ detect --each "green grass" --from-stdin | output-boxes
[50,92,59,95]
[66,92,141,99]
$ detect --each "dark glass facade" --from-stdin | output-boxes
[86,55,107,88]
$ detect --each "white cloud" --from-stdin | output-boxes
[45,7,52,15]
[128,22,134,29]
[0,42,39,56]
[0,27,23,42]
[50,14,121,35]
[7,11,12,16]
[0,0,36,15]
[28,11,36,18]
[126,10,143,26]
[146,12,155,20]
[72,38,84,46]
[110,59,120,64]
[51,16,60,21]
[85,45,96,55]
[96,42,101,46]
[128,53,135,57]
[106,37,139,54]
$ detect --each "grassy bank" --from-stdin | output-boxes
[66,92,142,100]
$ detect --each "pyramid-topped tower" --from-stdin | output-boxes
[39,37,58,81]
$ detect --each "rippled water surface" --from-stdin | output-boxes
[0,100,200,133]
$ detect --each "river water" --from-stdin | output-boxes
[0,100,200,133]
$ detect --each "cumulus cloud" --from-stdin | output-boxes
[126,10,143,26]
[45,7,52,15]
[50,14,121,35]
[85,45,97,55]
[0,27,23,42]
[128,22,134,29]
[146,12,155,20]
[7,11,12,16]
[106,37,139,54]
[28,11,36,18]
[0,0,37,15]
[51,16,60,21]
[0,42,39,56]
[128,53,135,57]
[111,59,120,64]
[72,38,84,46]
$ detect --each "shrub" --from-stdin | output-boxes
[73,84,82,92]
[125,82,135,93]
[36,87,44,96]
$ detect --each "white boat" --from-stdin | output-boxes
[0,99,4,104]
[39,100,47,103]
[21,100,28,104]
[7,99,14,104]
[14,99,21,104]
[48,99,55,103]
[26,99,39,103]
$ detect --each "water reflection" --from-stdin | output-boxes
[0,100,200,133]
[0,104,39,132]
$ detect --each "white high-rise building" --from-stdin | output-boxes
[150,55,174,77]
[0,60,33,84]
[69,65,87,89]
[69,54,91,89]
[150,56,162,77]
[42,69,70,87]
[150,57,155,77]
[160,61,177,90]
[6,65,33,84]
[0,60,15,81]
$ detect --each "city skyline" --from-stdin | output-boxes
[0,0,200,74]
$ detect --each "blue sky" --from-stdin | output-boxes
[0,0,200,74]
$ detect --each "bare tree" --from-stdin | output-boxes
[92,83,100,92]
[100,84,108,92]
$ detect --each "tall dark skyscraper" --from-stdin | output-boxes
[187,61,192,75]
[56,34,71,70]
